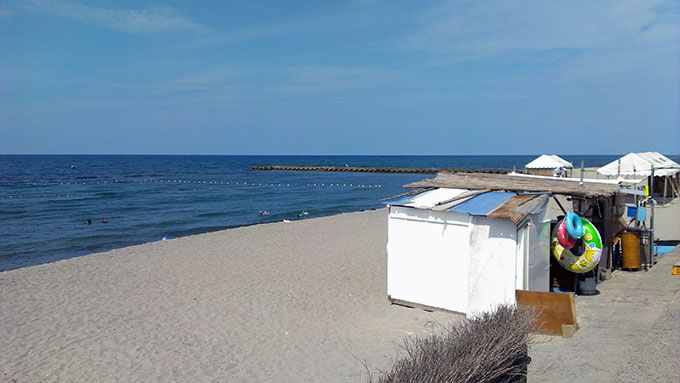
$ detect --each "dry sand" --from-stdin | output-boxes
[0,209,460,383]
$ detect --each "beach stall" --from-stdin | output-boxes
[385,188,551,317]
[597,152,680,198]
[397,172,623,287]
[525,154,572,177]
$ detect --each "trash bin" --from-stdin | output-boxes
[577,270,599,295]
[621,232,641,270]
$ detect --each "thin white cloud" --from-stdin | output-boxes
[25,0,206,33]
[160,66,240,92]
[0,7,14,19]
[401,0,678,60]
[110,66,243,95]
[273,65,399,94]
[348,0,381,8]
[194,6,394,47]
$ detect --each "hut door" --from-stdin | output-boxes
[387,211,470,313]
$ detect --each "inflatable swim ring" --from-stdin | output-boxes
[564,211,584,239]
[552,217,602,273]
[557,220,577,249]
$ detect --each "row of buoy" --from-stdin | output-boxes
[1,193,92,200]
[252,165,513,174]
[5,179,384,187]
[0,181,384,200]
[252,165,441,173]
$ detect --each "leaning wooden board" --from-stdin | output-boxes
[516,290,578,338]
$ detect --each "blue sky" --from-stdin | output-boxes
[1,0,678,155]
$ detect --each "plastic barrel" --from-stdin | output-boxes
[621,232,641,270]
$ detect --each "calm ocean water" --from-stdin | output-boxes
[0,155,619,271]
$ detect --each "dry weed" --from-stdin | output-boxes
[373,305,536,383]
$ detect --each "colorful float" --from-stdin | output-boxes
[552,212,602,273]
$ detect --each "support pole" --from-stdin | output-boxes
[649,166,655,268]
[600,196,613,280]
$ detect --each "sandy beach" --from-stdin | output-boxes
[2,200,678,382]
[3,0,678,380]
[0,209,459,382]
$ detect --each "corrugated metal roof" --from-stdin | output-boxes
[406,188,468,209]
[448,191,515,215]
[487,194,549,225]
[384,195,415,205]
[382,188,468,209]
[385,188,549,227]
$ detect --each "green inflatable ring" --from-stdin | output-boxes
[552,217,602,273]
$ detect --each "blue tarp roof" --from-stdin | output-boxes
[448,191,516,215]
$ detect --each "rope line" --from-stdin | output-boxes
[0,178,383,200]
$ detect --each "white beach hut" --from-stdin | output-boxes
[385,188,551,317]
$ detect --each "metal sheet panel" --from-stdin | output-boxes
[448,191,516,216]
[382,195,415,206]
[382,188,469,209]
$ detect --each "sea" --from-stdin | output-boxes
[0,154,620,271]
